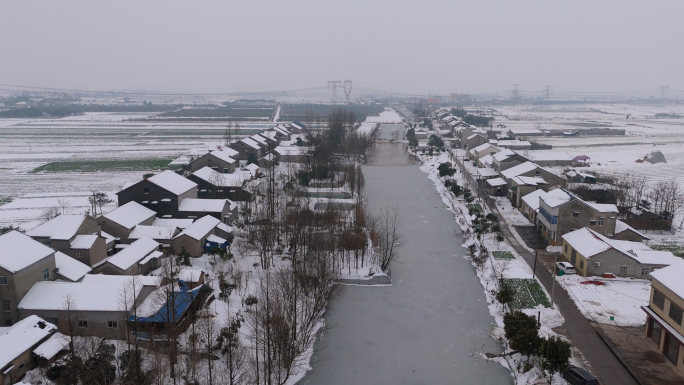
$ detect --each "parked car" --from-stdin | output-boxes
[556,261,576,274]
[561,366,598,385]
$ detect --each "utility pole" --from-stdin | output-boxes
[510,84,521,103]
[658,85,670,100]
[343,80,352,105]
[544,86,553,100]
[328,80,342,105]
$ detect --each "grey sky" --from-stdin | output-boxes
[1,0,682,95]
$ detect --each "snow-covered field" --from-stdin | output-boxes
[357,108,403,135]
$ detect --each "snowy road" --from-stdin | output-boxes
[300,127,512,384]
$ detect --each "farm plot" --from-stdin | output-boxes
[503,278,551,309]
[492,251,515,260]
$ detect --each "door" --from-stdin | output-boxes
[649,318,662,346]
[664,333,679,364]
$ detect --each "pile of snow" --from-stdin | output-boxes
[643,150,667,164]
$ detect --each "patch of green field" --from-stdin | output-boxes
[31,159,181,173]
[650,242,684,258]
[503,278,550,309]
[0,197,12,206]
[492,251,515,260]
[467,203,483,213]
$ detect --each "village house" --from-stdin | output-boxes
[18,274,160,339]
[26,214,108,267]
[117,171,198,217]
[187,166,252,202]
[171,215,233,257]
[126,225,180,248]
[492,149,530,172]
[508,176,550,207]
[270,125,292,141]
[188,148,239,174]
[177,198,238,224]
[527,151,573,167]
[414,129,429,140]
[247,134,269,154]
[643,264,684,374]
[287,121,306,133]
[465,133,488,150]
[92,237,162,276]
[520,189,549,225]
[613,220,651,242]
[0,231,57,326]
[258,153,277,169]
[229,138,262,162]
[54,252,91,282]
[537,188,619,245]
[0,315,58,385]
[100,201,157,242]
[151,217,195,229]
[565,169,597,184]
[492,139,532,151]
[561,227,680,277]
[272,145,310,163]
[468,143,501,161]
[500,161,563,206]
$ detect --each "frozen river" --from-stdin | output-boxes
[300,125,512,384]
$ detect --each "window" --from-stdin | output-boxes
[107,321,118,329]
[653,290,665,310]
[3,319,11,326]
[572,212,579,217]
[2,300,9,312]
[78,320,88,328]
[144,187,150,194]
[580,260,584,269]
[564,244,568,253]
[223,168,229,173]
[0,276,6,285]
[571,249,577,264]
[535,170,540,176]
[43,268,50,280]
[641,268,650,277]
[76,252,82,258]
[669,304,683,325]
[619,266,628,276]
[589,220,596,226]
[598,218,604,226]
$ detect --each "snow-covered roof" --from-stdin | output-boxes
[206,234,227,244]
[19,280,142,312]
[81,273,161,287]
[273,126,290,136]
[152,218,195,229]
[243,163,259,172]
[521,189,548,211]
[0,231,55,273]
[651,264,684,299]
[105,237,159,271]
[103,201,156,230]
[486,178,507,187]
[479,154,494,166]
[0,315,56,369]
[26,214,87,240]
[585,202,619,213]
[540,188,574,208]
[178,198,228,213]
[467,133,485,140]
[493,149,516,162]
[33,332,69,360]
[70,234,99,249]
[129,225,179,240]
[615,220,650,240]
[273,146,307,155]
[147,170,197,195]
[207,149,237,164]
[240,138,261,150]
[562,228,613,258]
[501,161,538,179]
[475,168,500,178]
[250,134,267,145]
[192,166,247,187]
[101,231,117,244]
[139,251,163,265]
[472,143,494,154]
[54,252,91,282]
[527,151,572,161]
[216,222,233,234]
[260,153,276,161]
[178,268,204,282]
[630,249,682,266]
[174,215,220,241]
[512,176,548,186]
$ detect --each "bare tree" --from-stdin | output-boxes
[376,203,403,272]
[40,205,61,223]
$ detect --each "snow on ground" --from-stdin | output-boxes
[557,274,651,327]
[358,108,404,136]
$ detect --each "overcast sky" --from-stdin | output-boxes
[1,1,682,95]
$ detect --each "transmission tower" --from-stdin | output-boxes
[658,85,670,100]
[544,86,553,100]
[511,84,521,102]
[343,80,352,104]
[328,80,342,104]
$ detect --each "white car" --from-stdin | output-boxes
[556,262,576,274]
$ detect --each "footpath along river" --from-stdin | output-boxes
[301,124,512,384]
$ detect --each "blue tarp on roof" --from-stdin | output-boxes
[128,280,202,323]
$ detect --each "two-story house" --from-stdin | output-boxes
[0,231,56,325]
[117,171,198,217]
[100,201,157,242]
[492,150,529,172]
[187,166,252,201]
[26,214,107,267]
[228,138,263,161]
[537,188,619,245]
[643,264,684,373]
[188,148,239,174]
[468,143,501,161]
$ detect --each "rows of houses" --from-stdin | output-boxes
[0,121,311,383]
